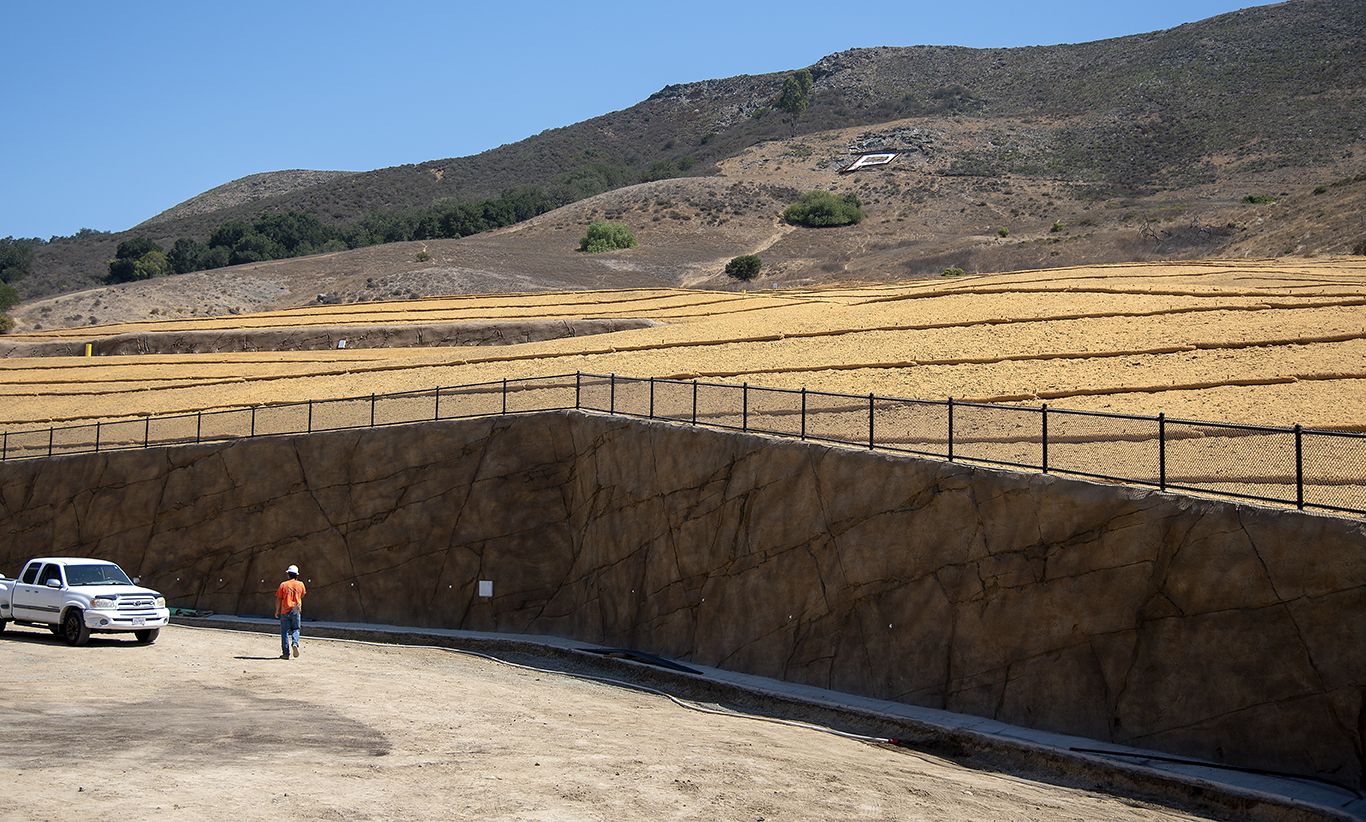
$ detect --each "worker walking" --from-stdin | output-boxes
[275,564,307,660]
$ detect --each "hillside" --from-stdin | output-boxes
[134,169,356,228]
[10,0,1365,315]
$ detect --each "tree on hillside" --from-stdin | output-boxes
[725,255,762,281]
[107,238,173,283]
[0,236,38,285]
[776,69,813,119]
[168,238,208,274]
[578,221,637,253]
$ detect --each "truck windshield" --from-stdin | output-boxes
[64,564,134,586]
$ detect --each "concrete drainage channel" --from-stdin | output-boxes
[173,616,1361,822]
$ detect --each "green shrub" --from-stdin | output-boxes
[782,191,864,227]
[1313,186,1327,195]
[0,281,17,312]
[1050,220,1065,233]
[107,243,174,284]
[941,266,966,277]
[1243,195,1276,204]
[775,69,814,118]
[725,255,762,281]
[578,221,637,253]
[997,227,1010,238]
[416,249,431,262]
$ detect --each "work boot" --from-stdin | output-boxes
[292,643,299,658]
[280,652,290,659]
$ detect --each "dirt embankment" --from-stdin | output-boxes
[0,318,659,357]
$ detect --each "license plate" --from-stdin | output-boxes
[131,617,145,626]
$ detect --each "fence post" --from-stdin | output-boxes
[1295,424,1304,510]
[610,373,616,415]
[649,377,655,419]
[307,400,313,433]
[1158,413,1166,491]
[434,387,440,421]
[95,421,102,453]
[947,398,954,461]
[144,417,150,448]
[1040,404,1048,473]
[691,380,697,425]
[742,383,749,431]
[251,406,257,437]
[1,431,5,462]
[800,387,807,440]
[574,372,581,410]
[868,393,875,449]
[196,412,202,444]
[371,393,377,427]
[48,426,53,458]
[502,379,508,415]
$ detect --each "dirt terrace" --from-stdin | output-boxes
[0,259,1362,433]
[0,623,1214,821]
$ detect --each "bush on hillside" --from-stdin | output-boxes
[997,227,1010,238]
[578,221,637,253]
[782,191,864,228]
[1243,194,1276,204]
[725,255,762,281]
[941,266,966,277]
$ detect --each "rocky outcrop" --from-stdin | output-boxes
[1,411,1362,788]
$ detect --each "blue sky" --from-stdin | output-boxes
[0,0,1274,239]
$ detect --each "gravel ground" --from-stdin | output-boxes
[0,623,1209,821]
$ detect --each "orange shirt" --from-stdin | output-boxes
[276,578,306,616]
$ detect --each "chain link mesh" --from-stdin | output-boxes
[1164,420,1297,505]
[1046,408,1160,486]
[952,402,1041,469]
[1301,430,1366,513]
[803,390,869,447]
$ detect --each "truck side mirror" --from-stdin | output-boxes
[44,579,62,589]
[133,577,141,585]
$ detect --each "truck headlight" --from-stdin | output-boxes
[92,597,118,609]
[154,596,166,609]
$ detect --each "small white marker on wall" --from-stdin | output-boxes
[478,580,493,598]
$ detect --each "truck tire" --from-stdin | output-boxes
[62,609,91,646]
[0,620,6,633]
[134,628,159,645]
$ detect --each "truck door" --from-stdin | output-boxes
[9,561,45,620]
[14,563,63,622]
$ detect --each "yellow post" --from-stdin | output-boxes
[84,343,92,357]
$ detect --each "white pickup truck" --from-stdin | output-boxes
[0,557,169,645]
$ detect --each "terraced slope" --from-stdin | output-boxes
[2,258,1363,433]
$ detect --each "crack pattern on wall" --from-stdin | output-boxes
[1,410,1363,789]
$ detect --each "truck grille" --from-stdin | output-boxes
[118,597,155,610]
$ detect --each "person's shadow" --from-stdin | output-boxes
[233,655,286,661]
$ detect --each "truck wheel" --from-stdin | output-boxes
[0,620,6,633]
[134,628,159,645]
[62,609,91,646]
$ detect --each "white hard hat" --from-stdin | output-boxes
[286,565,299,575]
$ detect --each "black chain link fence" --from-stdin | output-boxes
[2,371,1362,517]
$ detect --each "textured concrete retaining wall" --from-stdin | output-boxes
[1,411,1363,788]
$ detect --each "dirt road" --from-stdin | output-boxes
[0,623,1212,821]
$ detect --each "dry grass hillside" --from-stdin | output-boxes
[14,0,1363,307]
[13,121,1365,335]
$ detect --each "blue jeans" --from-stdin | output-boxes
[279,611,301,655]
